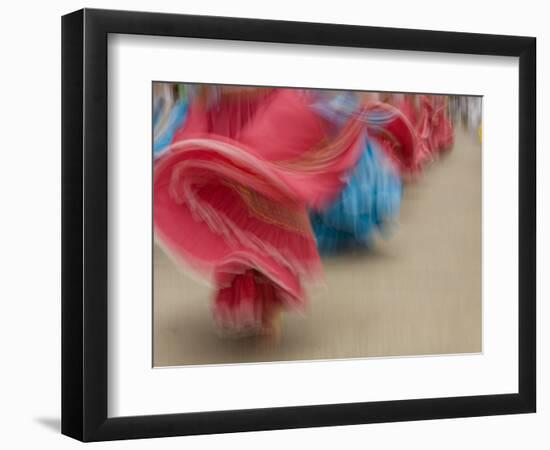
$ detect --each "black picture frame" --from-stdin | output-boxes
[61,8,536,442]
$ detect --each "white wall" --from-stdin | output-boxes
[0,0,545,448]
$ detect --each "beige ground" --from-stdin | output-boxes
[153,126,482,367]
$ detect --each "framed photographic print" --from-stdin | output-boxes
[61,8,536,441]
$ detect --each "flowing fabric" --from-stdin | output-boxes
[416,95,454,156]
[365,101,421,174]
[154,87,367,332]
[365,95,454,175]
[153,99,188,158]
[310,139,402,253]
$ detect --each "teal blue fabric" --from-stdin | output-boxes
[310,140,402,254]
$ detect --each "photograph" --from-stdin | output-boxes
[0,0,543,446]
[152,82,483,367]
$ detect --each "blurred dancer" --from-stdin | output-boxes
[309,91,403,253]
[154,86,367,338]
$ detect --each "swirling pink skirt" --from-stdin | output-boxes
[368,95,454,176]
[154,88,366,332]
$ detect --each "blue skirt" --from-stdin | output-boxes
[310,140,402,254]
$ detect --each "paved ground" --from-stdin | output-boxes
[153,126,482,367]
